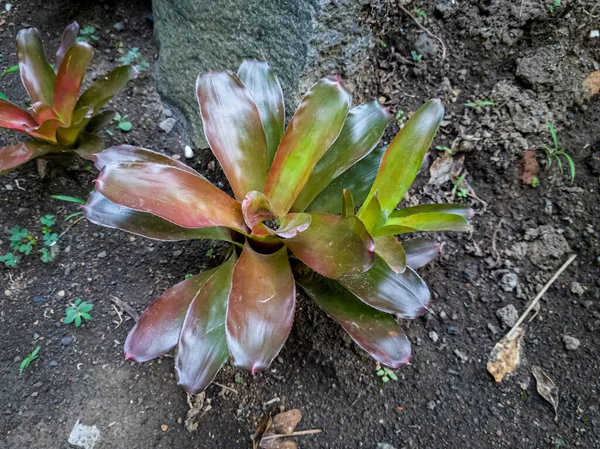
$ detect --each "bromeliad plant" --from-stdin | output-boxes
[84,60,472,394]
[0,22,137,175]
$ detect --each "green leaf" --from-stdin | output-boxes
[563,153,575,183]
[388,371,398,381]
[39,247,53,263]
[389,203,473,219]
[402,238,440,269]
[117,121,132,132]
[382,376,390,383]
[64,314,75,324]
[51,195,86,204]
[358,99,444,220]
[341,189,354,218]
[76,65,138,115]
[376,369,385,376]
[74,298,82,306]
[375,213,472,237]
[374,235,407,274]
[40,215,56,226]
[80,312,93,321]
[19,358,30,374]
[75,315,82,327]
[78,302,93,313]
[262,75,352,217]
[548,122,558,149]
[1,65,19,77]
[43,232,58,246]
[30,347,41,358]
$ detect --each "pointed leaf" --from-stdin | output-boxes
[53,42,94,125]
[360,192,386,234]
[96,161,247,232]
[339,256,430,318]
[55,22,79,73]
[403,238,440,269]
[73,133,105,161]
[242,191,275,229]
[285,213,374,279]
[24,118,62,143]
[16,28,56,105]
[375,212,471,237]
[124,268,218,362]
[94,145,202,177]
[375,235,407,274]
[0,141,56,175]
[196,71,269,200]
[273,213,312,239]
[76,65,138,113]
[84,110,116,133]
[176,254,236,393]
[359,99,444,219]
[226,243,295,372]
[84,191,236,242]
[292,101,392,212]
[307,145,386,214]
[237,60,284,164]
[389,203,474,219]
[263,76,352,216]
[295,269,411,368]
[341,189,355,218]
[0,99,39,133]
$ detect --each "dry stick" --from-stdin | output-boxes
[261,429,323,442]
[110,296,140,322]
[52,216,85,244]
[212,382,238,394]
[505,254,577,340]
[397,4,447,61]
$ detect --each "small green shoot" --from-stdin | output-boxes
[435,145,452,153]
[410,50,423,62]
[531,177,538,188]
[379,40,388,48]
[19,347,40,375]
[548,0,562,13]
[452,173,468,198]
[0,92,7,100]
[395,110,408,125]
[376,365,398,383]
[465,100,496,108]
[40,215,56,233]
[0,253,18,267]
[205,248,216,259]
[539,122,575,183]
[64,299,94,327]
[113,112,133,132]
[39,215,57,262]
[118,47,150,71]
[185,273,193,279]
[51,195,86,204]
[413,8,427,17]
[1,64,19,77]
[554,438,566,449]
[10,226,35,255]
[77,26,99,43]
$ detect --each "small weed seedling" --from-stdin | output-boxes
[118,47,150,72]
[465,100,496,108]
[105,112,132,135]
[435,145,452,153]
[539,122,575,183]
[548,0,562,14]
[39,215,58,263]
[413,8,427,17]
[531,176,539,188]
[51,195,86,221]
[65,299,94,327]
[452,173,468,199]
[77,26,99,44]
[376,365,398,383]
[395,110,408,126]
[411,50,423,62]
[19,347,40,375]
[1,64,19,77]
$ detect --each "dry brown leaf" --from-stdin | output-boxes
[429,153,465,186]
[532,366,559,420]
[522,150,539,185]
[270,409,302,435]
[584,71,600,96]
[487,326,525,382]
[261,440,298,449]
[252,409,275,449]
[185,392,211,432]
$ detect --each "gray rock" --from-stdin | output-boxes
[49,360,58,367]
[153,0,374,147]
[428,331,439,343]
[496,304,519,327]
[68,420,100,449]
[61,336,73,346]
[377,444,396,449]
[33,296,47,305]
[113,20,127,32]
[500,272,518,292]
[414,32,439,58]
[159,118,176,134]
[570,281,585,296]
[446,325,459,335]
[427,400,436,410]
[562,335,580,351]
[454,349,468,362]
[97,251,107,259]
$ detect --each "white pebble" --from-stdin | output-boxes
[184,145,194,159]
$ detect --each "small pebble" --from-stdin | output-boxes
[454,349,468,362]
[184,145,194,159]
[163,108,173,117]
[590,30,600,38]
[33,296,47,305]
[428,331,439,343]
[5,3,12,12]
[5,184,13,190]
[446,325,459,335]
[58,290,65,298]
[562,335,580,351]
[61,336,74,346]
[496,304,519,327]
[113,20,127,32]
[570,281,585,296]
[97,251,107,258]
[49,361,58,367]
[159,118,176,134]
[427,401,436,410]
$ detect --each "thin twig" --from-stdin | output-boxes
[491,219,504,262]
[110,296,140,322]
[212,382,238,394]
[397,4,447,61]
[52,216,85,245]
[505,254,577,340]
[261,429,323,441]
[349,390,364,408]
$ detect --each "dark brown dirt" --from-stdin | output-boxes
[1,1,599,448]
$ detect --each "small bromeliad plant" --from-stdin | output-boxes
[0,22,137,176]
[84,60,472,394]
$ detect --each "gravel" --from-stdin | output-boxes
[159,118,176,134]
[496,304,519,327]
[61,336,74,346]
[562,335,580,351]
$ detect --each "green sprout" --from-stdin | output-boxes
[19,347,40,375]
[0,253,18,267]
[531,177,539,188]
[395,110,408,125]
[413,8,427,17]
[185,273,193,279]
[411,50,423,62]
[379,40,388,48]
[64,299,94,327]
[539,122,575,183]
[376,365,398,383]
[77,26,99,43]
[10,226,35,255]
[435,145,452,153]
[452,173,468,199]
[113,112,133,132]
[548,0,562,13]
[464,100,496,108]
[1,64,19,77]
[118,47,150,72]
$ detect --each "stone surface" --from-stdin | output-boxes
[153,0,374,147]
[61,336,73,346]
[159,117,176,134]
[414,32,439,58]
[562,335,580,351]
[499,272,518,292]
[377,444,397,449]
[496,304,519,328]
[68,420,100,449]
[570,281,585,296]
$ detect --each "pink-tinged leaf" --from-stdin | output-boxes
[339,256,430,318]
[196,71,269,200]
[285,213,374,279]
[403,238,440,269]
[341,189,354,218]
[124,268,218,362]
[76,65,138,113]
[176,254,236,394]
[85,191,236,243]
[53,42,94,125]
[237,60,284,164]
[242,191,275,229]
[0,99,39,133]
[55,22,79,74]
[389,203,474,219]
[84,110,116,133]
[375,235,406,274]
[0,141,56,175]
[252,212,312,240]
[55,105,94,146]
[294,268,411,368]
[226,243,295,373]
[292,101,392,212]
[96,162,247,232]
[23,119,61,143]
[374,212,471,237]
[16,27,56,105]
[358,99,444,219]
[263,76,352,217]
[73,133,104,160]
[94,145,202,177]
[30,101,58,123]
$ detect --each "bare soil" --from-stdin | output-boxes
[1,0,599,448]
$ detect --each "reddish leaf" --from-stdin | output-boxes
[339,256,430,318]
[95,161,247,231]
[196,71,269,200]
[16,27,56,105]
[237,60,284,164]
[176,254,236,393]
[242,191,275,229]
[292,101,392,212]
[24,119,62,143]
[285,214,374,279]
[0,141,56,175]
[226,243,295,372]
[84,191,236,243]
[295,269,411,368]
[263,76,352,217]
[0,99,39,133]
[30,101,58,123]
[374,235,407,274]
[55,22,79,74]
[124,268,219,362]
[76,65,138,113]
[251,212,312,240]
[53,41,94,125]
[403,238,440,269]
